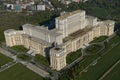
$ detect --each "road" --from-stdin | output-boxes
[0,47,49,78]
[26,63,49,77]
[0,47,14,58]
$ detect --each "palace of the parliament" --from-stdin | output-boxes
[4,10,115,70]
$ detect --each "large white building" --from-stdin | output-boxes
[4,10,115,70]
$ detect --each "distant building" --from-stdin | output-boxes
[4,10,115,70]
[72,0,88,3]
[62,0,72,5]
[3,3,22,11]
[14,4,22,12]
[3,3,14,10]
[30,4,46,11]
[3,0,54,12]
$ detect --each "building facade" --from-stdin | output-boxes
[4,10,115,70]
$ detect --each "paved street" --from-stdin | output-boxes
[26,63,49,77]
[30,60,59,80]
[0,47,14,58]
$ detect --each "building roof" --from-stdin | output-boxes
[56,10,84,20]
[4,29,15,33]
[23,24,62,37]
[51,47,65,57]
[4,29,24,35]
[97,20,115,27]
[22,34,51,46]
[63,27,92,42]
[104,20,115,25]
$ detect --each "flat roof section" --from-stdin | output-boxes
[63,27,92,42]
[57,10,84,20]
[22,34,51,47]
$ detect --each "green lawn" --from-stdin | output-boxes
[34,54,49,66]
[85,44,103,55]
[11,45,28,53]
[102,62,120,80]
[0,53,13,67]
[76,38,120,80]
[59,54,99,80]
[59,35,120,80]
[66,49,82,64]
[17,54,31,61]
[107,35,120,46]
[90,36,108,43]
[0,63,45,80]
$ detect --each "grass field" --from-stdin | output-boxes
[85,44,103,55]
[77,54,99,71]
[17,54,31,61]
[102,62,120,80]
[76,36,120,80]
[66,49,82,64]
[34,54,49,66]
[90,36,108,43]
[0,53,13,67]
[0,63,44,80]
[11,45,28,53]
[59,35,120,80]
